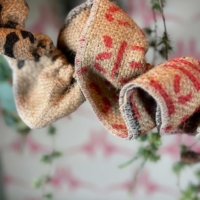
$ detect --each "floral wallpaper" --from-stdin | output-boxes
[0,0,200,200]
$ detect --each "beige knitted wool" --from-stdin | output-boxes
[7,52,85,128]
[1,0,200,139]
[58,0,93,55]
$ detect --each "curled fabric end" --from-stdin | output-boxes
[120,57,200,138]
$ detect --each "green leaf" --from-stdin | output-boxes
[172,162,186,174]
[33,178,42,189]
[195,170,200,180]
[149,154,161,162]
[15,121,30,135]
[151,0,166,11]
[180,184,199,200]
[138,147,151,159]
[180,145,188,152]
[41,155,52,164]
[2,109,30,134]
[137,134,148,142]
[118,156,139,169]
[149,40,157,48]
[149,133,162,147]
[48,125,56,136]
[0,55,12,82]
[143,27,153,36]
[44,193,53,200]
[52,151,62,158]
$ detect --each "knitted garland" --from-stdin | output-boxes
[1,0,200,139]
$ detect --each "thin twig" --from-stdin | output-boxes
[129,160,146,192]
[158,0,168,60]
[41,128,56,199]
[152,10,158,65]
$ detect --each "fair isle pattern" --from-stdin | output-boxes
[0,0,200,139]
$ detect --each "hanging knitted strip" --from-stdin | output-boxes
[1,0,200,139]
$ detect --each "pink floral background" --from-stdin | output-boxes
[1,0,200,200]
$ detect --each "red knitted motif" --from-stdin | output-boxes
[105,5,130,28]
[166,64,200,91]
[118,20,130,26]
[150,79,175,116]
[103,35,113,48]
[94,63,107,73]
[111,41,127,78]
[112,124,127,130]
[130,61,143,69]
[174,74,181,94]
[77,66,89,75]
[171,58,200,74]
[101,97,111,114]
[131,98,140,119]
[105,13,114,22]
[132,46,145,52]
[89,82,102,95]
[96,52,112,60]
[107,6,120,13]
[164,126,173,132]
[119,77,132,84]
[178,93,192,104]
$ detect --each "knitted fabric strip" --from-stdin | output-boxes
[120,57,200,138]
[75,0,148,139]
[1,0,200,139]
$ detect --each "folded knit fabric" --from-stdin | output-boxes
[73,0,148,139]
[0,0,200,139]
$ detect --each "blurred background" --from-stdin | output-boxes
[0,0,200,200]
